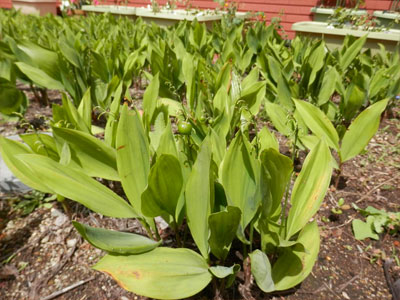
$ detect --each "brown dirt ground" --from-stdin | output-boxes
[0,87,399,300]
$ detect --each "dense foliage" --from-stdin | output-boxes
[0,8,398,299]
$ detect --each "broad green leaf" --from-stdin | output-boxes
[352,218,379,240]
[15,62,64,90]
[294,99,339,150]
[340,99,389,162]
[307,40,325,87]
[221,134,260,242]
[0,136,52,193]
[16,40,61,81]
[59,41,81,68]
[250,250,275,292]
[158,98,181,117]
[208,206,241,260]
[77,88,92,132]
[317,66,337,106]
[369,69,390,99]
[61,93,90,133]
[141,154,183,218]
[52,127,119,181]
[240,81,266,115]
[182,53,195,110]
[258,127,279,152]
[277,72,293,110]
[209,264,240,279]
[17,154,137,218]
[260,149,293,219]
[104,93,121,147]
[20,133,59,161]
[264,102,292,136]
[272,221,320,290]
[116,104,150,213]
[342,83,365,121]
[94,248,212,300]
[142,73,159,128]
[0,81,27,115]
[286,140,332,238]
[340,35,367,71]
[72,221,161,254]
[185,138,212,258]
[209,128,226,167]
[156,120,178,157]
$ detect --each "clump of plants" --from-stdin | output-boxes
[328,7,385,30]
[352,204,400,240]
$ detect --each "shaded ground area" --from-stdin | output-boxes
[0,87,399,299]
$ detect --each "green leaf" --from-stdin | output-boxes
[185,137,212,259]
[277,72,293,109]
[250,250,275,292]
[61,94,90,133]
[20,133,59,161]
[340,35,367,71]
[294,99,339,151]
[317,66,337,106]
[352,218,379,240]
[0,136,52,193]
[0,81,27,115]
[18,154,137,218]
[142,73,159,128]
[340,99,389,163]
[209,264,240,279]
[258,127,279,152]
[208,206,241,260]
[264,102,292,136]
[156,120,178,157]
[260,148,293,219]
[141,154,183,218]
[286,140,332,238]
[116,104,150,213]
[77,88,92,131]
[272,221,320,290]
[16,40,61,81]
[52,127,119,181]
[93,248,212,300]
[72,221,161,254]
[221,133,260,242]
[341,83,366,121]
[15,62,64,90]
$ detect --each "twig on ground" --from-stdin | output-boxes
[356,174,400,203]
[41,276,95,300]
[337,275,360,293]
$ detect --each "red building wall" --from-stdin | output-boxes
[0,0,394,37]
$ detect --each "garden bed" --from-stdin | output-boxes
[0,86,399,300]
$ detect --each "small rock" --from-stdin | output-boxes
[41,235,49,244]
[341,204,351,210]
[54,214,68,227]
[66,238,77,248]
[121,297,129,300]
[155,216,169,230]
[51,208,63,218]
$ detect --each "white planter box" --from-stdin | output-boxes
[292,21,400,54]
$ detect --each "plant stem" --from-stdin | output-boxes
[140,219,156,240]
[242,243,248,260]
[279,124,299,238]
[172,219,182,247]
[249,220,254,253]
[335,161,343,190]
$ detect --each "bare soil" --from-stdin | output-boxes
[0,87,399,300]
